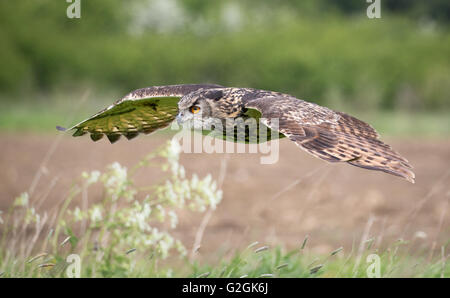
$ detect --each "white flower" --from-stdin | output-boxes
[53,139,226,262]
[105,162,128,186]
[83,170,101,184]
[25,207,40,225]
[414,231,427,239]
[157,234,175,259]
[170,160,179,177]
[90,205,103,222]
[155,204,166,222]
[203,174,212,185]
[14,192,29,207]
[168,210,178,229]
[175,239,187,257]
[127,201,152,232]
[191,174,199,188]
[73,207,84,222]
[178,165,185,179]
[102,162,129,201]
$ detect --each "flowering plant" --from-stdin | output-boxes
[1,139,223,277]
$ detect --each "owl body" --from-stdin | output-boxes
[177,87,289,143]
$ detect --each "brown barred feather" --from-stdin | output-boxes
[300,121,414,183]
[246,96,415,183]
[334,112,379,139]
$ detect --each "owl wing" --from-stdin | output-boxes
[245,96,415,183]
[60,84,222,143]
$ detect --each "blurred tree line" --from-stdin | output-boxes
[0,0,449,111]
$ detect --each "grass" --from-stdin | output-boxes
[0,92,110,133]
[188,243,449,278]
[352,110,450,138]
[2,238,448,277]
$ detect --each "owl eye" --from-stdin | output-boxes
[189,105,201,114]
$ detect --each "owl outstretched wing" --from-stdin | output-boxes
[245,96,415,183]
[60,84,222,143]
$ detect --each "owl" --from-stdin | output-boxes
[59,84,415,183]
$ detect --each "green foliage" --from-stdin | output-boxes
[0,1,449,112]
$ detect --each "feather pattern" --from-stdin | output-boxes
[245,96,415,183]
[63,85,415,183]
[66,84,222,143]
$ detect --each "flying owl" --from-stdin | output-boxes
[59,84,415,183]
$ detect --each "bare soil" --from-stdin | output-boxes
[1,132,449,257]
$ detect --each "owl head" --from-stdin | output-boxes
[176,88,228,130]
